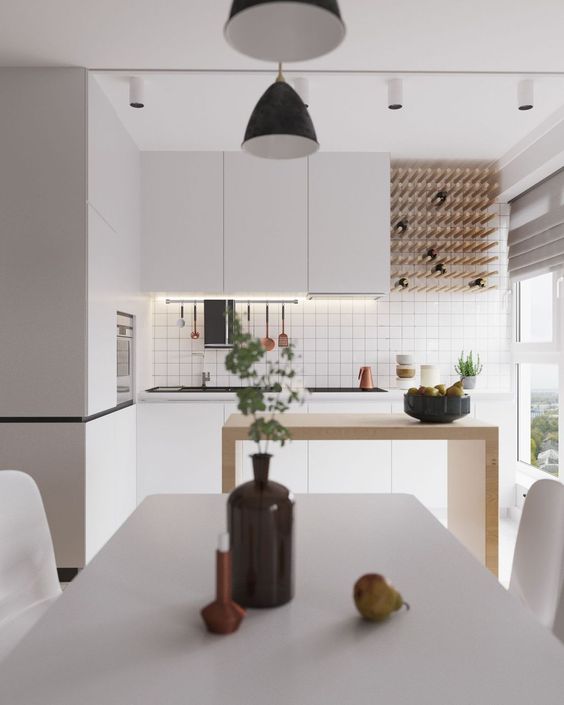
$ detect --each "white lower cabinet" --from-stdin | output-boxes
[137,402,224,500]
[240,440,308,493]
[391,440,447,508]
[85,405,137,561]
[308,402,392,493]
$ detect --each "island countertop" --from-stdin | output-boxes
[222,413,499,575]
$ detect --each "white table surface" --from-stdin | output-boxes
[1,494,563,705]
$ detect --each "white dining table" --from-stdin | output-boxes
[1,494,564,705]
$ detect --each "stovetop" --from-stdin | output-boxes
[146,386,388,393]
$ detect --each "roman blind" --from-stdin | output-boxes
[509,168,564,281]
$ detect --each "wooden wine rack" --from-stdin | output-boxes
[390,165,500,293]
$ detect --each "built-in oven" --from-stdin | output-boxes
[117,312,134,404]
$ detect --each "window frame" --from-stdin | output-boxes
[513,269,564,481]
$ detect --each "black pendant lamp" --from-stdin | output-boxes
[242,65,319,159]
[225,0,345,62]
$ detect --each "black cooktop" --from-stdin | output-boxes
[146,386,388,393]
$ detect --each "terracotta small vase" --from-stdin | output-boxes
[201,549,245,635]
[228,454,294,608]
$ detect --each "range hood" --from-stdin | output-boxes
[306,292,386,300]
[204,300,234,348]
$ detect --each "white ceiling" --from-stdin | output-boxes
[2,0,564,72]
[94,72,564,160]
[3,0,564,159]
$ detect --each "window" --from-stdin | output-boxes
[517,272,553,343]
[514,271,562,480]
[518,364,559,476]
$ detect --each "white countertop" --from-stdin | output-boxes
[2,494,563,705]
[138,388,514,403]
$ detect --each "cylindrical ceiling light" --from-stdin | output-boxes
[129,77,145,109]
[387,78,403,110]
[225,0,345,62]
[517,79,534,111]
[292,77,310,107]
[242,65,319,159]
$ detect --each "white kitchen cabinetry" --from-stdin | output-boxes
[223,152,308,294]
[308,402,392,493]
[391,441,447,508]
[308,152,390,296]
[85,406,137,561]
[137,403,224,500]
[141,152,224,293]
[240,441,308,493]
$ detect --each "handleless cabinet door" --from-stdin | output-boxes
[141,152,223,293]
[307,402,392,493]
[223,152,308,294]
[308,152,390,296]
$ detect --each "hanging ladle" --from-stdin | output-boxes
[191,303,200,340]
[176,304,185,328]
[261,303,275,351]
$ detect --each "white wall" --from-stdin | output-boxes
[88,75,151,415]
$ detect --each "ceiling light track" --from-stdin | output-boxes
[93,68,564,79]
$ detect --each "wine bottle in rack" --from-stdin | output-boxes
[433,263,447,276]
[396,277,409,290]
[394,219,408,234]
[423,248,438,262]
[469,277,487,289]
[431,190,448,206]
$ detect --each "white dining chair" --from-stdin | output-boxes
[0,470,61,661]
[509,478,564,643]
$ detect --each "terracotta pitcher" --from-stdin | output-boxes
[358,366,374,390]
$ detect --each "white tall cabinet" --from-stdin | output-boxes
[0,69,148,569]
[141,152,224,293]
[308,152,390,296]
[223,152,308,294]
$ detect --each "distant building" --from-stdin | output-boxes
[538,448,559,466]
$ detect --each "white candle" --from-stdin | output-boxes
[218,532,230,553]
[420,365,440,388]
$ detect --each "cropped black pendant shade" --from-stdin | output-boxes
[242,70,319,159]
[225,0,345,62]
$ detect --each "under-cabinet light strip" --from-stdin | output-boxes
[165,298,299,305]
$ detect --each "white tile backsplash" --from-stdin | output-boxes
[150,207,511,391]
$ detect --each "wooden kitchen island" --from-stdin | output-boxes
[222,413,499,575]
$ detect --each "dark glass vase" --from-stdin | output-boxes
[228,453,294,608]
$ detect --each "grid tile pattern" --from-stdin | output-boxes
[151,206,511,391]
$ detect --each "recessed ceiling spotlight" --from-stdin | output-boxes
[242,64,319,160]
[292,78,310,107]
[517,79,534,111]
[224,0,345,62]
[387,78,403,110]
[129,77,145,109]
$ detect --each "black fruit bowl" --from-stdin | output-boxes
[404,393,471,423]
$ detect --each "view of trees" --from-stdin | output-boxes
[529,392,559,474]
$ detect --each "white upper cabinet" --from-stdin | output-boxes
[308,152,390,296]
[223,152,308,294]
[141,152,223,293]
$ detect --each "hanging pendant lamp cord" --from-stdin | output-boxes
[276,62,285,83]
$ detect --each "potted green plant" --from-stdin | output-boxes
[224,315,304,608]
[454,350,483,390]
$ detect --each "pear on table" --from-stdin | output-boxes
[353,574,409,622]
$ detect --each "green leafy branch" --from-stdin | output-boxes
[454,350,483,377]
[225,316,304,454]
